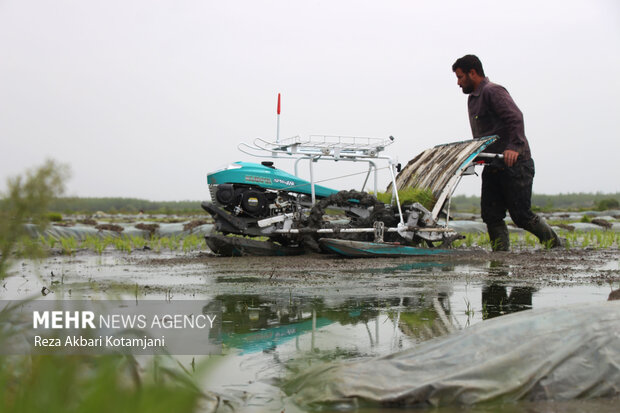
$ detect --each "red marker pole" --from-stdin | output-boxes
[276,93,281,143]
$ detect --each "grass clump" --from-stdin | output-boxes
[46,212,63,222]
[375,187,436,211]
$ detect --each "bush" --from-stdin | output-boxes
[0,160,69,278]
[596,198,620,211]
[46,212,63,222]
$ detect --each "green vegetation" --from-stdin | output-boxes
[36,234,206,255]
[46,212,63,222]
[376,187,436,211]
[0,160,69,279]
[1,357,205,413]
[451,229,620,250]
[48,197,203,215]
[59,236,78,256]
[597,198,620,211]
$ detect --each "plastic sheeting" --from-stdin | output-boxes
[283,301,620,409]
[24,222,214,240]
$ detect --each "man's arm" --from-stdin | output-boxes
[487,85,527,166]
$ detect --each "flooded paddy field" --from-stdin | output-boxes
[3,245,620,412]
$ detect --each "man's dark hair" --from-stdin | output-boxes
[452,54,485,77]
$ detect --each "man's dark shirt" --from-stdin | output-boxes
[468,77,532,160]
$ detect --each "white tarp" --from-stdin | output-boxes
[24,222,214,240]
[283,301,620,409]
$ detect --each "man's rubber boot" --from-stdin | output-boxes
[487,222,510,252]
[525,217,561,249]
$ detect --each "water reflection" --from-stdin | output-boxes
[207,258,613,356]
[210,292,462,355]
[350,261,453,275]
[481,284,535,319]
[480,261,535,319]
[197,258,617,411]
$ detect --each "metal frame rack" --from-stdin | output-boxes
[238,134,405,224]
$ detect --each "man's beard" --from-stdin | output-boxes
[461,83,474,94]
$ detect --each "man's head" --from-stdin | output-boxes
[452,54,485,94]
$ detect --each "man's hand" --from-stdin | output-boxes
[503,149,519,167]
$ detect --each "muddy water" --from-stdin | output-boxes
[4,248,620,412]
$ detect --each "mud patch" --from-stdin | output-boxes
[95,223,124,232]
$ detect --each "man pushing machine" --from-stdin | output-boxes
[452,54,560,251]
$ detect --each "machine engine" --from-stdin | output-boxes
[211,183,300,219]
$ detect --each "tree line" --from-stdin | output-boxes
[451,192,620,213]
[40,192,620,215]
[48,197,203,215]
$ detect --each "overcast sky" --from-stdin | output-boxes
[1,0,619,201]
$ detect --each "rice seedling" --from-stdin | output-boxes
[599,231,616,249]
[60,237,78,255]
[81,235,106,255]
[464,233,475,248]
[166,235,180,251]
[375,187,436,211]
[509,233,521,250]
[103,235,115,251]
[595,231,604,249]
[524,233,536,248]
[151,236,163,253]
[565,231,579,245]
[130,235,147,250]
[39,235,57,249]
[478,233,491,248]
[158,236,170,251]
[181,234,203,253]
[112,237,132,254]
[542,238,555,250]
[581,232,591,249]
[463,297,475,327]
[464,298,474,317]
[93,239,106,255]
[490,238,502,251]
[80,235,95,249]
